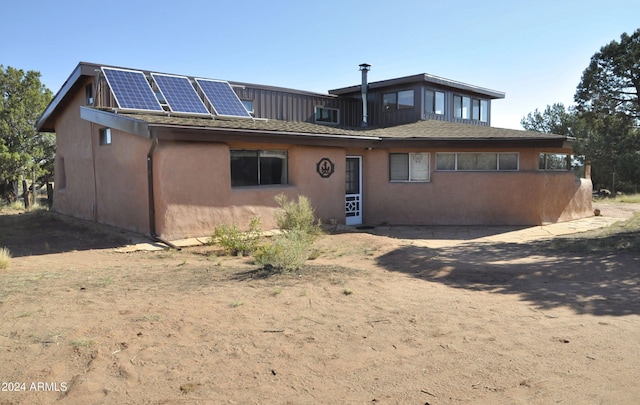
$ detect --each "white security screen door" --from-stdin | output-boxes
[345,156,362,225]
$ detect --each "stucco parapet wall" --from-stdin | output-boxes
[89,109,570,143]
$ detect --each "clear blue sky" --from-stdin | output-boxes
[2,0,639,129]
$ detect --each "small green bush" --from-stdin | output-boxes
[211,217,262,256]
[254,230,313,273]
[0,247,11,269]
[274,194,321,236]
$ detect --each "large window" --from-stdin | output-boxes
[436,152,519,171]
[315,107,339,124]
[454,95,488,122]
[230,150,288,186]
[425,90,445,115]
[383,90,415,111]
[539,153,569,171]
[389,152,430,182]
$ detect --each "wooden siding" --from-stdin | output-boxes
[343,84,493,127]
[234,86,360,126]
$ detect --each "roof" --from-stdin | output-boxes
[79,108,571,148]
[329,73,506,99]
[40,62,568,149]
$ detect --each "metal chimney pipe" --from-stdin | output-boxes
[359,63,371,128]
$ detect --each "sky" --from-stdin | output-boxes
[1,0,639,130]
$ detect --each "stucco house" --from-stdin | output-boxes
[36,62,592,242]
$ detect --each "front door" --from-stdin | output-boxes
[345,156,362,225]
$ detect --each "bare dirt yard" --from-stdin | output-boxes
[1,201,639,404]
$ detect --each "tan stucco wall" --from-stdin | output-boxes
[51,78,152,234]
[52,80,96,220]
[152,141,346,240]
[92,129,151,233]
[360,147,592,226]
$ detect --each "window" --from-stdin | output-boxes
[480,100,488,122]
[436,152,519,171]
[242,100,254,114]
[389,152,430,182]
[539,153,569,171]
[454,95,471,119]
[230,150,288,186]
[57,157,66,190]
[455,95,488,122]
[99,128,111,145]
[383,90,415,111]
[383,92,397,111]
[472,99,481,120]
[315,107,339,124]
[397,90,414,109]
[425,90,445,115]
[85,84,94,105]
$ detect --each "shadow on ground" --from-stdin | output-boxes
[370,225,530,241]
[0,210,132,257]
[377,238,640,317]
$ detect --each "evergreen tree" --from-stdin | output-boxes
[0,65,54,202]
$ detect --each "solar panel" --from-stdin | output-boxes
[151,73,210,115]
[195,78,252,118]
[102,67,163,112]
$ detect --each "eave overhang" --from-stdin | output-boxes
[376,137,573,149]
[36,62,102,132]
[79,108,382,147]
[329,73,506,99]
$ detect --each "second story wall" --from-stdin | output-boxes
[233,84,361,126]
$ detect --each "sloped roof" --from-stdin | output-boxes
[80,109,569,148]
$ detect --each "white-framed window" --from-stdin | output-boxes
[99,128,111,145]
[315,107,339,124]
[425,90,445,115]
[539,153,569,171]
[383,90,415,111]
[230,150,288,186]
[242,100,254,114]
[389,152,430,182]
[436,152,519,171]
[454,95,488,122]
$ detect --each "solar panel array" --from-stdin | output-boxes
[151,73,210,115]
[195,78,252,118]
[101,67,163,112]
[101,67,251,118]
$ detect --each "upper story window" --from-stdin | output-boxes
[383,90,415,111]
[425,90,445,115]
[242,100,254,115]
[85,83,94,105]
[230,150,288,187]
[455,95,488,122]
[315,107,339,124]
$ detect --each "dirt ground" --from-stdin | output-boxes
[1,202,639,405]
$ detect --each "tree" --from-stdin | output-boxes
[572,28,640,193]
[520,103,575,135]
[575,28,640,120]
[0,66,54,202]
